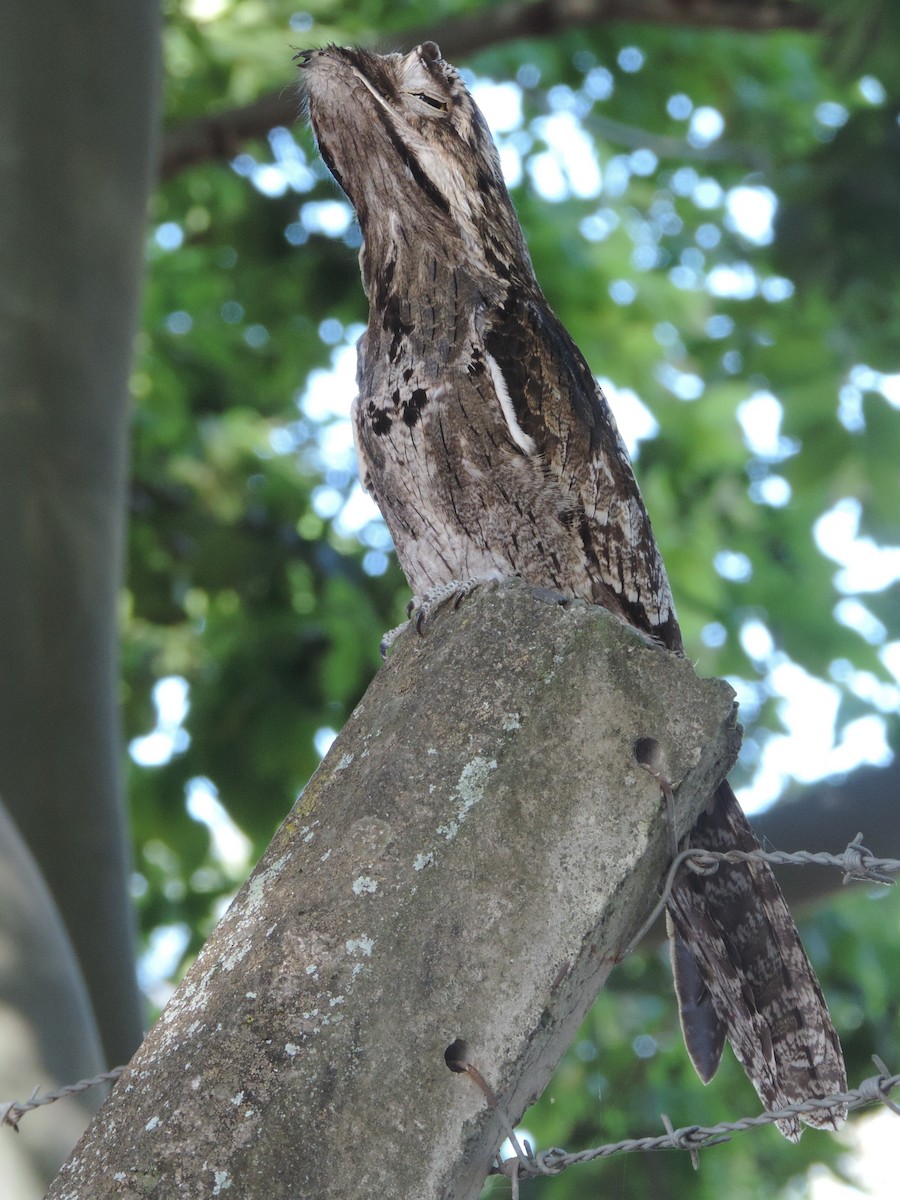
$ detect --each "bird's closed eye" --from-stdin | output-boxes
[414,93,447,111]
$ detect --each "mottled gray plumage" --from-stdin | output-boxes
[300,42,846,1136]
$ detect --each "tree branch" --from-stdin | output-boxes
[48,581,740,1199]
[159,0,821,180]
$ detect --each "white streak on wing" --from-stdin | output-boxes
[485,353,537,455]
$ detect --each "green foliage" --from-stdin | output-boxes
[128,0,900,1189]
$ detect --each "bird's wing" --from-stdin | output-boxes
[481,288,681,650]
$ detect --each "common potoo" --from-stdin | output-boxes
[300,42,847,1138]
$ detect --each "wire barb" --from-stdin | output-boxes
[840,833,896,885]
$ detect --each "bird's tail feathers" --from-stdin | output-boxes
[666,780,847,1140]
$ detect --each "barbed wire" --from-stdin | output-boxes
[675,833,900,886]
[0,1067,125,1131]
[486,1058,900,1192]
[626,831,899,957]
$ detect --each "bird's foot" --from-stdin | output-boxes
[409,578,483,633]
[380,578,483,657]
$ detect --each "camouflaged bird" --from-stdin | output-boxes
[299,41,847,1138]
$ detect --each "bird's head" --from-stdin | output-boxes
[299,43,534,296]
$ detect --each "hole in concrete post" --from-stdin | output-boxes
[444,1039,471,1073]
[634,737,663,771]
